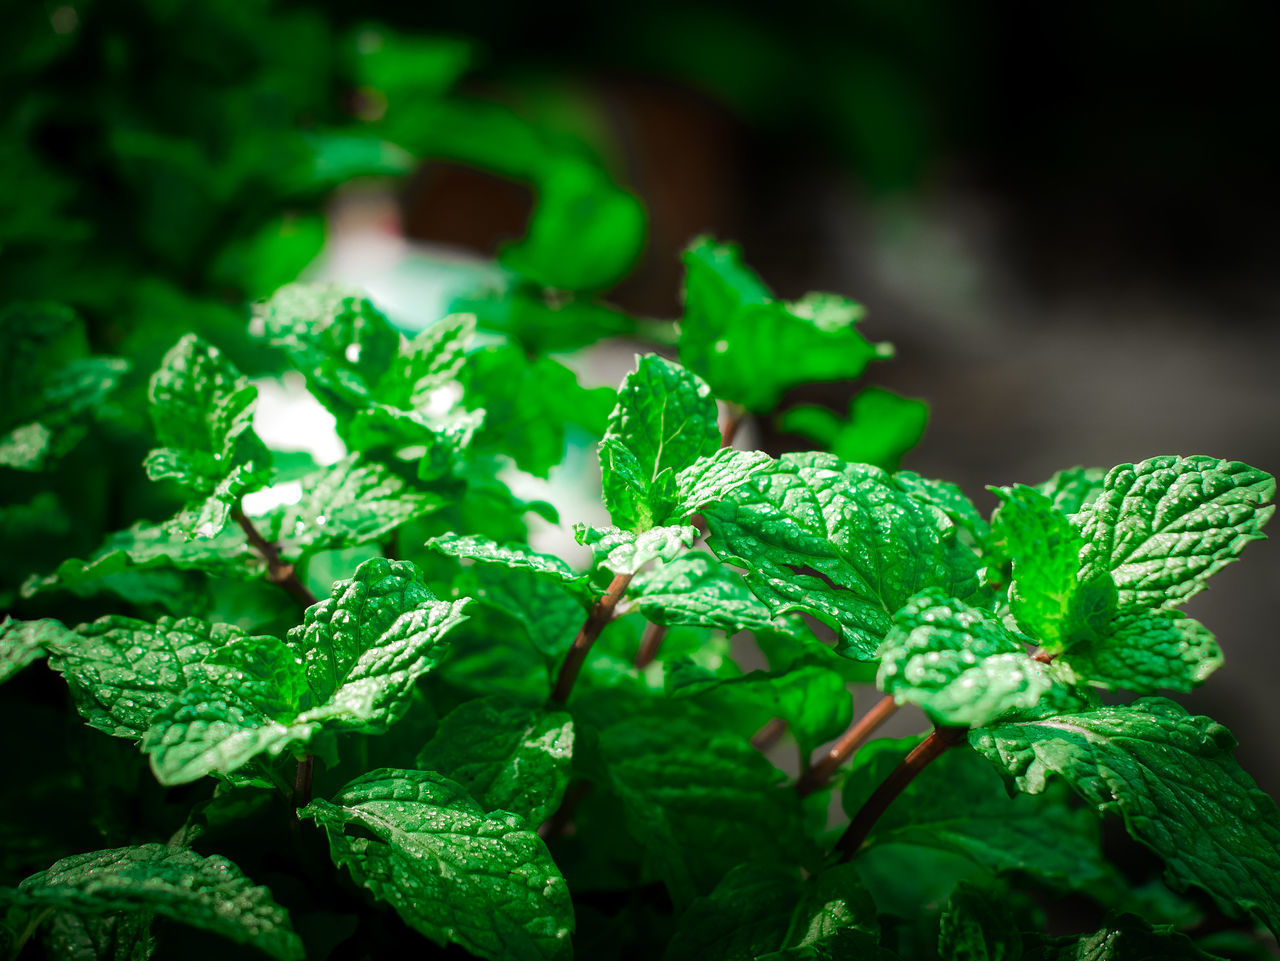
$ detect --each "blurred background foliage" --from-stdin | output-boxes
[3,0,1278,784]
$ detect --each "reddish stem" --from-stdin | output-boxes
[232,506,318,607]
[797,694,899,797]
[834,726,967,860]
[551,573,633,704]
[750,718,788,753]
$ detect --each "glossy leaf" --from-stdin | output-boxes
[1023,914,1219,961]
[141,634,317,785]
[5,844,303,960]
[1078,456,1274,611]
[574,523,699,576]
[665,658,853,759]
[43,616,235,738]
[415,696,574,825]
[266,454,449,555]
[702,452,981,658]
[971,698,1280,935]
[252,284,400,413]
[426,533,588,590]
[629,552,785,634]
[893,471,990,549]
[139,559,471,784]
[42,910,155,961]
[877,590,1064,727]
[1036,466,1107,517]
[144,335,271,534]
[0,617,72,685]
[1056,610,1222,693]
[991,486,1118,651]
[301,769,572,961]
[600,354,721,532]
[672,448,774,518]
[290,557,471,728]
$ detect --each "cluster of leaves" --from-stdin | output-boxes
[2,222,1277,961]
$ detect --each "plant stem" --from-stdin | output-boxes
[8,907,52,961]
[633,620,667,669]
[720,401,747,447]
[796,693,899,797]
[233,504,319,815]
[231,506,317,607]
[750,717,788,753]
[834,725,967,861]
[633,402,748,670]
[551,573,633,704]
[293,753,315,808]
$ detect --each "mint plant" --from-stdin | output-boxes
[2,233,1277,961]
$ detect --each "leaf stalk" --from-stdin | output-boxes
[797,694,899,797]
[834,725,967,861]
[551,572,633,704]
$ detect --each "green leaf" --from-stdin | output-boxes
[937,882,1025,961]
[877,590,1065,727]
[290,557,471,729]
[574,523,699,576]
[252,284,400,413]
[457,282,637,353]
[1078,456,1274,611]
[1036,466,1107,516]
[301,769,572,961]
[672,448,774,518]
[426,533,588,592]
[600,354,721,532]
[0,303,129,471]
[144,335,271,533]
[378,313,475,408]
[461,345,615,476]
[0,617,72,685]
[893,472,990,549]
[702,452,982,658]
[664,863,881,961]
[141,634,317,786]
[665,658,853,759]
[663,864,808,961]
[629,553,788,634]
[576,690,811,905]
[22,518,259,609]
[3,844,303,960]
[991,486,1118,651]
[499,159,646,292]
[43,616,235,739]
[781,387,928,472]
[266,454,449,555]
[1023,914,1220,961]
[415,696,574,825]
[970,697,1280,936]
[843,742,1111,892]
[138,559,471,784]
[42,910,155,961]
[1055,610,1222,693]
[678,237,888,412]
